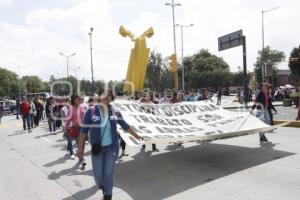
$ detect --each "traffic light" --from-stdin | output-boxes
[168,53,177,72]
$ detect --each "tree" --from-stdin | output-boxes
[21,76,44,93]
[145,51,163,91]
[0,67,19,97]
[182,49,231,89]
[232,71,251,87]
[254,46,285,84]
[289,45,300,81]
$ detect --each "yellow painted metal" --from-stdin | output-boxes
[168,53,178,90]
[274,120,300,128]
[119,26,154,92]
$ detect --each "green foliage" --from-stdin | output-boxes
[144,51,173,91]
[289,45,300,78]
[49,75,106,96]
[254,46,285,84]
[21,75,45,93]
[182,49,231,89]
[290,92,300,98]
[0,67,19,97]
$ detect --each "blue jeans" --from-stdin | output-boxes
[256,109,271,137]
[91,146,116,196]
[48,117,56,132]
[22,115,31,130]
[65,133,79,155]
[29,114,34,128]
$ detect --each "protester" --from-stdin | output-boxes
[159,92,170,104]
[251,83,272,142]
[120,138,128,157]
[77,88,143,200]
[296,106,300,121]
[170,92,180,103]
[46,97,57,134]
[60,98,70,133]
[65,95,85,159]
[140,92,159,152]
[34,98,44,127]
[28,98,36,129]
[268,100,277,125]
[0,103,4,124]
[55,99,63,130]
[20,97,31,132]
[217,89,222,105]
[16,97,20,120]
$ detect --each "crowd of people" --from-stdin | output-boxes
[2,85,299,200]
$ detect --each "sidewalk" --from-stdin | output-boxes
[0,134,74,200]
[0,115,300,200]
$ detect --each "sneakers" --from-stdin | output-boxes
[260,135,268,143]
[120,150,129,157]
[70,154,76,160]
[103,195,112,200]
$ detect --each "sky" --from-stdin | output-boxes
[0,0,299,82]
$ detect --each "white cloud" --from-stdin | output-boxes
[0,0,12,5]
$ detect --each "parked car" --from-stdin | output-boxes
[0,100,17,115]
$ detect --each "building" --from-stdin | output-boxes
[277,69,291,86]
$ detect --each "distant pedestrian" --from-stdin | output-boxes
[217,89,222,105]
[28,98,36,129]
[65,94,85,159]
[296,106,300,121]
[16,97,20,119]
[0,103,4,124]
[251,83,271,142]
[46,97,57,134]
[20,97,31,132]
[34,98,43,127]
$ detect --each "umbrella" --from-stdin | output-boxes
[285,84,295,89]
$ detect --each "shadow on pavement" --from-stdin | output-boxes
[43,155,70,167]
[52,142,294,200]
[113,143,294,200]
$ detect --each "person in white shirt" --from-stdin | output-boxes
[60,98,70,133]
[159,93,170,104]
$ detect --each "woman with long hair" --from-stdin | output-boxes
[77,88,142,200]
[65,94,85,159]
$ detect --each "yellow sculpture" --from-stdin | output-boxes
[119,25,154,92]
[168,53,178,90]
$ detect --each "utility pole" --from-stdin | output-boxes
[89,27,95,94]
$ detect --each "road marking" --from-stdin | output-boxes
[41,136,53,144]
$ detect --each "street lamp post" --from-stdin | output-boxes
[165,0,181,59]
[175,24,194,91]
[261,6,279,83]
[70,66,81,80]
[59,52,76,78]
[89,27,95,94]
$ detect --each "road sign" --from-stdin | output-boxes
[218,30,243,51]
[217,30,249,104]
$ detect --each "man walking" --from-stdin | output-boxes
[20,97,31,132]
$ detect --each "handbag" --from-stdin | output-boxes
[69,126,80,138]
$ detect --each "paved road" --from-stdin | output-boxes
[0,115,299,200]
[228,105,298,121]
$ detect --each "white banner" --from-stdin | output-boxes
[113,100,273,146]
[210,95,237,106]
